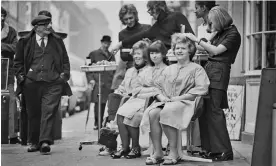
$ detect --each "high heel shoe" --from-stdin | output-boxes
[111,148,130,159]
[126,147,141,159]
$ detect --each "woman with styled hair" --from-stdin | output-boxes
[111,4,151,91]
[111,0,194,53]
[99,39,150,156]
[140,34,210,165]
[184,6,241,161]
[111,40,168,159]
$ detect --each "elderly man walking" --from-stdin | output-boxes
[14,14,72,154]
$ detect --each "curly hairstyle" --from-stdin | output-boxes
[131,39,152,65]
[171,33,196,61]
[147,0,171,14]
[119,4,139,25]
[147,40,169,66]
[195,1,217,11]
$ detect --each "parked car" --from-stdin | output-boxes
[60,53,91,117]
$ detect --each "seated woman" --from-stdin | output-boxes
[140,34,210,165]
[111,40,168,159]
[99,39,151,155]
[106,39,151,122]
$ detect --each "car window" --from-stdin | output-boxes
[70,72,86,87]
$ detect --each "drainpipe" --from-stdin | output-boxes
[272,103,276,165]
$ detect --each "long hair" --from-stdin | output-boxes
[119,4,139,25]
[147,40,169,66]
[171,33,196,61]
[147,0,170,14]
[208,6,233,32]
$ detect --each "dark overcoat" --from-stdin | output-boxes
[87,48,115,103]
[13,29,72,96]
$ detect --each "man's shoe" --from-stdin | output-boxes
[9,137,21,144]
[27,144,40,152]
[40,142,51,155]
[212,152,233,161]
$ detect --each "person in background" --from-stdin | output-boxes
[111,4,151,91]
[111,0,194,53]
[87,35,115,130]
[14,14,72,154]
[184,6,241,161]
[1,6,20,144]
[194,1,217,41]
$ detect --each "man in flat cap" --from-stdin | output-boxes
[1,6,21,144]
[14,14,72,154]
[86,35,115,130]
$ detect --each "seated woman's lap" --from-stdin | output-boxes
[123,110,144,128]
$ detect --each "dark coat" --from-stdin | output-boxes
[1,24,18,85]
[122,11,194,49]
[87,48,115,103]
[13,29,72,96]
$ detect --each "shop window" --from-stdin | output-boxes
[245,1,276,71]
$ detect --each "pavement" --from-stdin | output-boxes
[1,107,253,166]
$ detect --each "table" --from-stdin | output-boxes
[79,64,117,150]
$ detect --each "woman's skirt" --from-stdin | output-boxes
[141,100,196,133]
[116,97,146,127]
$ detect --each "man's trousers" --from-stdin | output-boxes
[23,78,63,145]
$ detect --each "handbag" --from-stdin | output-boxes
[98,127,118,150]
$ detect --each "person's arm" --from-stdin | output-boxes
[13,39,25,85]
[184,33,226,56]
[175,12,194,35]
[111,28,152,54]
[60,39,70,81]
[1,28,18,57]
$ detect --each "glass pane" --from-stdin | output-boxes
[251,34,262,70]
[268,1,276,31]
[266,33,276,68]
[253,1,262,33]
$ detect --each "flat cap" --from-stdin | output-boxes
[31,15,51,26]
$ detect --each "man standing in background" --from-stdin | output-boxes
[111,4,151,90]
[87,35,115,130]
[1,6,20,144]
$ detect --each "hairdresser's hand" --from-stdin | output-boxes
[111,42,122,55]
[183,33,199,43]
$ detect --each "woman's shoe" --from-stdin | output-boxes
[212,152,233,161]
[162,157,181,165]
[111,148,130,159]
[145,157,164,165]
[200,151,213,159]
[126,147,141,159]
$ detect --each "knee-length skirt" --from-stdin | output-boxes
[140,99,197,133]
[116,97,146,127]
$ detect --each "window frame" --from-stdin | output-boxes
[244,1,276,76]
